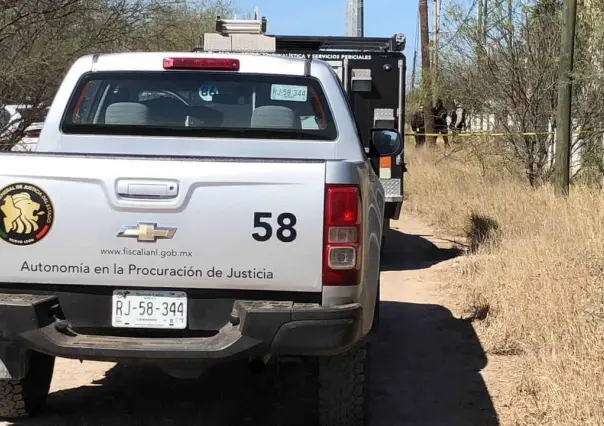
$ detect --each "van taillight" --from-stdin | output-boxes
[323,184,361,286]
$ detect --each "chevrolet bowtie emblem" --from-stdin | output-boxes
[117,223,177,242]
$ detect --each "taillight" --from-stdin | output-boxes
[323,184,362,286]
[163,57,240,71]
[24,130,40,138]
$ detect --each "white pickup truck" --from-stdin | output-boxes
[0,52,402,425]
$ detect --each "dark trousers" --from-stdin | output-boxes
[451,127,461,143]
[434,127,449,146]
[414,131,425,147]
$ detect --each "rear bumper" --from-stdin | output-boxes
[0,293,363,362]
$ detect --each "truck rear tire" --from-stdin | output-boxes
[318,340,370,426]
[0,351,55,419]
[275,339,372,426]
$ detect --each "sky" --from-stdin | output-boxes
[233,0,420,57]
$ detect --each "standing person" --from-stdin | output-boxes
[409,105,426,147]
[450,99,467,142]
[431,98,449,147]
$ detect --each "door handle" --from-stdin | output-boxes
[116,179,179,199]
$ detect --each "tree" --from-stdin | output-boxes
[438,0,563,185]
[0,0,233,151]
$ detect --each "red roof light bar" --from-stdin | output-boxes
[162,57,240,71]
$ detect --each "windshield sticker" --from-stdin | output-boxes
[198,84,219,101]
[0,183,54,246]
[270,84,308,102]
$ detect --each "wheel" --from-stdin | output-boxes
[274,338,372,426]
[0,351,55,419]
[318,340,371,426]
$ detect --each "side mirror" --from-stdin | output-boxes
[368,128,403,157]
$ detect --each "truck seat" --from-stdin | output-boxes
[104,102,150,125]
[250,105,301,129]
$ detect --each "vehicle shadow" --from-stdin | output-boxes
[8,308,498,426]
[9,361,274,426]
[380,227,464,272]
[372,224,498,425]
[11,305,499,426]
[7,310,498,426]
[5,230,496,426]
[370,301,499,426]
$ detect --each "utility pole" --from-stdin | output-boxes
[477,0,483,46]
[419,0,435,145]
[476,0,484,130]
[483,0,488,46]
[432,0,440,102]
[554,0,578,197]
[475,0,488,51]
[410,50,417,90]
[346,0,364,37]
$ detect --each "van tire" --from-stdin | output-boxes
[0,352,55,419]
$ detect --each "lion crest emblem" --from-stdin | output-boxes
[1,192,45,235]
[0,183,53,245]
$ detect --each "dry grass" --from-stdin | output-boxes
[404,139,604,425]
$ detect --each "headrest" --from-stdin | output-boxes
[105,102,149,125]
[251,105,299,129]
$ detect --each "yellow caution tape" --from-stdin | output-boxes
[0,129,601,150]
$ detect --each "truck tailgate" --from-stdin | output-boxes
[0,155,325,292]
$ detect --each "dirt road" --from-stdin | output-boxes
[1,213,501,426]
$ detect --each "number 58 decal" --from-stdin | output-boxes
[252,212,297,243]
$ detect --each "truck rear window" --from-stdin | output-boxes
[61,71,337,141]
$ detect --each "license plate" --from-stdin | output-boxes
[111,290,187,329]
